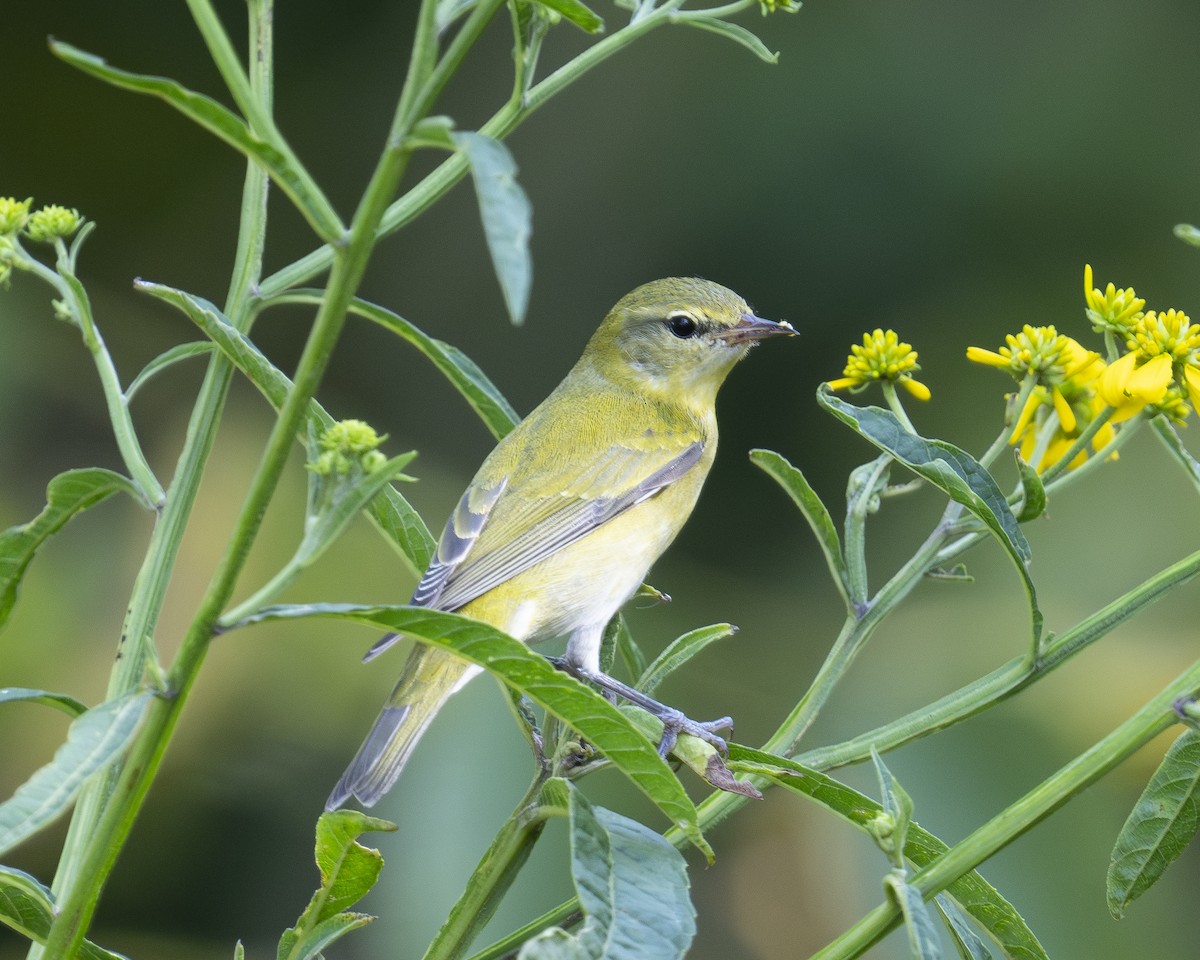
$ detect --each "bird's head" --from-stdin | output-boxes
[583,277,795,406]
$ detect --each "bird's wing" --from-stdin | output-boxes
[419,438,703,613]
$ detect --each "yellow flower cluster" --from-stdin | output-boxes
[828,328,931,401]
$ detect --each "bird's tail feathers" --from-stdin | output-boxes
[326,644,477,810]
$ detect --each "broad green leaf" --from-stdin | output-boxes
[0,469,141,628]
[729,746,1047,960]
[636,624,738,697]
[0,692,154,857]
[50,42,342,241]
[124,341,213,402]
[672,14,779,63]
[1013,452,1046,523]
[885,873,942,960]
[1107,728,1200,918]
[452,132,533,325]
[136,282,435,575]
[519,784,694,960]
[818,389,1043,647]
[0,688,87,718]
[532,0,605,32]
[0,865,131,959]
[277,811,396,960]
[236,603,710,858]
[936,893,994,960]
[750,448,851,607]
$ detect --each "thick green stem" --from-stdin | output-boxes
[423,780,552,960]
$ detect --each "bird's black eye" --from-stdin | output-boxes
[666,313,699,339]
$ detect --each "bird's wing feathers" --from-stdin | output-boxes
[421,438,703,613]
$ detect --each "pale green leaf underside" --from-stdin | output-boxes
[0,865,131,959]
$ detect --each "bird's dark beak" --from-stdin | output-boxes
[716,313,798,345]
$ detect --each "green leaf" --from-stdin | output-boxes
[519,784,694,960]
[531,0,605,33]
[124,341,214,402]
[750,448,851,608]
[672,14,779,63]
[50,42,342,241]
[452,132,533,325]
[1013,452,1046,523]
[636,624,738,697]
[0,688,87,719]
[0,865,131,959]
[936,893,994,960]
[1174,223,1200,248]
[872,748,914,868]
[729,746,1048,960]
[1107,728,1200,918]
[277,811,396,960]
[885,873,942,959]
[342,295,520,440]
[0,468,141,629]
[0,692,154,857]
[235,603,710,858]
[818,389,1043,647]
[136,282,436,575]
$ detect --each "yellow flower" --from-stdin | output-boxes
[969,327,1102,442]
[0,197,32,236]
[1017,392,1118,472]
[828,328,931,400]
[1097,309,1200,419]
[1083,264,1145,334]
[24,204,83,243]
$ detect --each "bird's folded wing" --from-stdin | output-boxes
[417,439,703,613]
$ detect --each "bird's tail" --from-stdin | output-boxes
[326,644,477,810]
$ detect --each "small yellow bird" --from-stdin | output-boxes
[327,277,794,810]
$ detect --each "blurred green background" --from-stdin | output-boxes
[3,0,1200,957]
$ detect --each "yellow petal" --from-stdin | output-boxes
[827,377,859,392]
[1097,351,1138,407]
[1051,387,1076,433]
[901,377,932,401]
[966,346,1009,368]
[1009,390,1042,444]
[1185,365,1200,411]
[1126,354,1172,403]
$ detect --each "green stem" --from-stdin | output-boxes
[880,382,916,433]
[1151,415,1200,493]
[39,4,277,954]
[423,780,553,960]
[810,658,1200,959]
[1037,402,1119,484]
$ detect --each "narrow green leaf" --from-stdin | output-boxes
[0,692,154,857]
[531,0,605,33]
[136,282,435,575]
[452,132,533,325]
[1013,452,1046,523]
[636,624,738,697]
[519,785,694,960]
[0,865,131,959]
[729,746,1048,960]
[1107,729,1200,918]
[610,614,648,682]
[235,603,710,858]
[672,15,779,63]
[234,941,245,960]
[50,42,342,241]
[872,748,914,868]
[1174,223,1200,248]
[818,389,1043,646]
[885,873,942,960]
[750,448,851,607]
[0,468,141,628]
[277,811,396,960]
[124,341,213,402]
[936,893,994,960]
[0,688,87,719]
[341,295,520,440]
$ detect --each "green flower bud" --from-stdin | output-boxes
[0,197,32,236]
[310,419,388,476]
[25,204,83,243]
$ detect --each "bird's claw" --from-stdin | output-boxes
[655,710,732,758]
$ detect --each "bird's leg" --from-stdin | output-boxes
[545,656,732,757]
